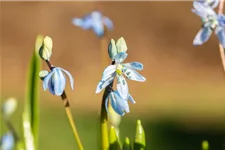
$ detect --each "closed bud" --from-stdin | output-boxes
[202,140,209,150]
[116,37,127,53]
[109,126,121,150]
[122,137,132,150]
[39,36,53,61]
[39,70,49,80]
[108,39,117,59]
[134,120,146,150]
[2,97,17,117]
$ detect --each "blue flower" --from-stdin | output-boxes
[72,10,113,37]
[192,1,225,48]
[0,132,14,150]
[195,0,220,8]
[96,52,146,99]
[40,67,74,96]
[105,90,136,116]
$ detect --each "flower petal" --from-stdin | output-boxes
[96,76,114,93]
[114,52,128,64]
[122,62,143,71]
[193,1,216,18]
[116,75,129,99]
[123,68,146,82]
[72,16,93,30]
[43,70,54,91]
[218,14,225,27]
[102,16,113,30]
[60,68,74,90]
[52,68,66,96]
[128,94,136,104]
[193,26,213,45]
[116,37,128,53]
[102,65,116,81]
[110,92,125,116]
[215,26,225,48]
[108,39,117,59]
[114,91,130,113]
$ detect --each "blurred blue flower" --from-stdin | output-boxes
[96,52,146,99]
[105,90,136,116]
[195,0,220,8]
[72,10,113,37]
[192,1,225,48]
[41,67,74,96]
[0,132,14,150]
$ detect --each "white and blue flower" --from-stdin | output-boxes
[0,132,14,150]
[40,67,74,96]
[72,10,113,37]
[96,52,146,100]
[192,1,225,48]
[105,90,136,116]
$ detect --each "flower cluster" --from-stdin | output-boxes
[96,37,146,116]
[72,10,113,37]
[192,0,225,48]
[39,36,74,96]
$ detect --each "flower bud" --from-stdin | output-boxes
[2,97,17,117]
[39,70,49,80]
[39,36,53,61]
[116,37,127,53]
[133,120,146,150]
[122,137,132,150]
[108,39,117,59]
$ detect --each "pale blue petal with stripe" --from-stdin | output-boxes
[116,75,129,99]
[193,26,213,45]
[123,68,146,82]
[128,94,136,104]
[96,76,114,93]
[109,92,125,116]
[102,65,116,81]
[52,68,66,96]
[114,52,128,64]
[114,91,130,113]
[92,22,104,37]
[59,67,75,90]
[72,15,93,30]
[43,70,54,91]
[215,26,225,48]
[122,62,143,71]
[193,1,216,18]
[218,14,225,27]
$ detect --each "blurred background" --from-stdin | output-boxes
[1,1,225,150]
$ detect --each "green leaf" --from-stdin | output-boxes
[133,120,146,150]
[122,137,132,150]
[23,35,43,150]
[109,126,121,150]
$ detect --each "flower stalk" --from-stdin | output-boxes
[45,60,84,150]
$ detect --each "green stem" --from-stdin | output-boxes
[45,60,84,150]
[100,60,115,150]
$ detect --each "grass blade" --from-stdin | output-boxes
[23,35,43,150]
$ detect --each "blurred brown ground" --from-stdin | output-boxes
[1,2,225,125]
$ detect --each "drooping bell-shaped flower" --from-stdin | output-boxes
[192,1,225,48]
[72,10,113,37]
[40,67,74,96]
[105,90,136,116]
[96,52,146,100]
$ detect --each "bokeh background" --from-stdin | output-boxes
[1,1,225,150]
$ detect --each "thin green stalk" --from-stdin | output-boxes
[100,61,115,150]
[45,60,84,150]
[218,0,225,72]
